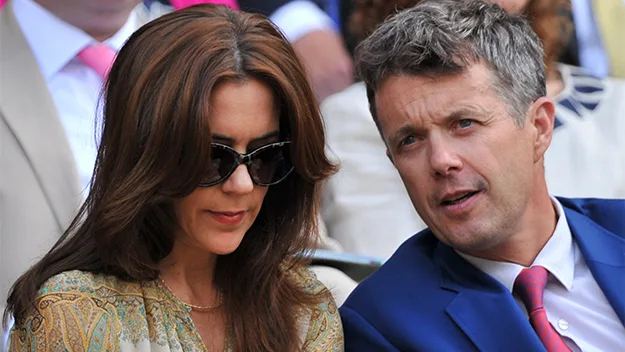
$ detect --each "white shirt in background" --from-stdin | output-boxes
[13,0,137,192]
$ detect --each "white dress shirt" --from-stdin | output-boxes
[13,0,137,191]
[458,197,625,352]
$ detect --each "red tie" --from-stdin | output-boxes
[76,44,117,79]
[514,266,572,352]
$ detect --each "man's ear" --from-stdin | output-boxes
[529,97,556,163]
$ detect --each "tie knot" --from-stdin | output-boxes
[514,266,549,313]
[76,44,117,79]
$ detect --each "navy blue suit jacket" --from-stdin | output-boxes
[340,198,625,351]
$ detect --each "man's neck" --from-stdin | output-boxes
[465,181,557,267]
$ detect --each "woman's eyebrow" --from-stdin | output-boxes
[211,130,281,147]
[248,131,281,150]
[211,134,233,145]
[251,130,280,143]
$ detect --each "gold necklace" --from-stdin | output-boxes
[159,277,223,311]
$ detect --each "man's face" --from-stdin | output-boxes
[375,64,547,254]
[36,0,141,41]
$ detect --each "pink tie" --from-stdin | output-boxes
[514,266,572,352]
[0,0,6,10]
[76,44,117,79]
[170,0,239,10]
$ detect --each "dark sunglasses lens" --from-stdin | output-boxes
[200,145,237,185]
[250,144,293,185]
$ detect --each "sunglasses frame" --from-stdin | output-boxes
[198,141,294,187]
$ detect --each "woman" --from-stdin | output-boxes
[4,5,342,351]
[321,0,625,258]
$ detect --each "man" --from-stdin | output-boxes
[340,0,625,351]
[320,0,625,258]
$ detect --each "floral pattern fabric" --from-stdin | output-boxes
[10,269,343,351]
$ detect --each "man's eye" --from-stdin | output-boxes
[458,119,474,129]
[400,135,417,147]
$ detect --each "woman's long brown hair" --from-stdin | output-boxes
[4,5,336,351]
[348,0,574,75]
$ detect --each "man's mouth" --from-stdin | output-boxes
[441,191,479,206]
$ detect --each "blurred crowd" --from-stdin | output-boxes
[1,0,624,343]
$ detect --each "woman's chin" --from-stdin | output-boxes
[209,246,240,256]
[202,237,245,256]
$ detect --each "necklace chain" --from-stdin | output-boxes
[159,278,223,311]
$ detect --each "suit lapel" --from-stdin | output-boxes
[435,243,546,352]
[0,1,81,230]
[565,207,625,325]
[430,202,625,350]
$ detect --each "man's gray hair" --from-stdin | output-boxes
[355,0,546,127]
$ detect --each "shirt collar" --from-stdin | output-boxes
[12,0,137,81]
[456,196,576,292]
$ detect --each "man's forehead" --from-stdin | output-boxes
[376,73,491,115]
[376,66,493,97]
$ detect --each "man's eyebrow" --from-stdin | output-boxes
[442,105,489,124]
[388,105,489,143]
[390,123,419,144]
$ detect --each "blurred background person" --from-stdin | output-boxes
[320,0,625,258]
[4,5,343,351]
[0,0,155,338]
[561,0,625,78]
[261,0,354,103]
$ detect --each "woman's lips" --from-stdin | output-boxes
[207,210,246,225]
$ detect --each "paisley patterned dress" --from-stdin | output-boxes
[9,269,343,351]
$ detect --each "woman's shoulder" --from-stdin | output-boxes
[32,270,148,336]
[11,271,154,351]
[38,269,142,298]
[287,266,345,351]
[288,265,329,296]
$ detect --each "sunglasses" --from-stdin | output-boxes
[198,141,294,187]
